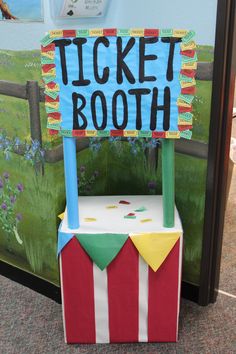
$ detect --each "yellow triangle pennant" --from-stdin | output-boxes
[58,212,65,220]
[130,232,181,272]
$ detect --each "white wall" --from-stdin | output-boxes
[0,0,218,50]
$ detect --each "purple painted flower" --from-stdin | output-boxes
[16,213,23,221]
[93,170,99,178]
[0,179,3,189]
[10,195,16,204]
[3,172,9,180]
[1,202,7,211]
[17,183,24,192]
[148,181,157,190]
[86,185,91,192]
[80,165,86,173]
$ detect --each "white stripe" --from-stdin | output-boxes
[93,264,109,343]
[59,255,67,343]
[176,233,183,341]
[218,289,236,299]
[138,255,149,342]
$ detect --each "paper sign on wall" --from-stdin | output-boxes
[41,29,197,138]
[60,0,109,18]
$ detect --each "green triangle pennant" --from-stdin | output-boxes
[76,233,129,270]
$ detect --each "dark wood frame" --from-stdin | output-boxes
[199,0,236,305]
[0,0,235,304]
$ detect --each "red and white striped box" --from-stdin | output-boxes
[58,196,183,344]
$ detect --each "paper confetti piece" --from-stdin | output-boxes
[41,34,54,47]
[138,131,152,138]
[180,41,196,51]
[85,130,98,137]
[180,78,196,88]
[182,61,198,70]
[181,52,198,63]
[50,29,63,38]
[76,29,89,37]
[179,74,194,83]
[173,29,188,38]
[180,49,196,58]
[180,130,192,139]
[84,218,97,222]
[117,29,130,36]
[119,200,130,205]
[177,99,192,108]
[178,118,193,126]
[41,57,54,65]
[179,112,193,121]
[63,30,76,37]
[178,106,192,114]
[130,28,144,37]
[166,131,180,139]
[127,213,135,216]
[43,76,56,84]
[124,130,138,137]
[124,215,136,219]
[135,206,147,212]
[59,130,73,137]
[140,218,152,223]
[58,212,65,220]
[160,28,173,37]
[182,30,196,43]
[106,205,118,209]
[89,28,103,36]
[41,43,55,52]
[48,118,62,125]
[41,51,55,59]
[179,94,194,105]
[103,28,117,36]
[42,68,56,77]
[45,90,58,100]
[46,106,59,114]
[45,101,59,109]
[144,29,159,36]
[181,86,196,95]
[97,131,110,137]
[47,122,60,130]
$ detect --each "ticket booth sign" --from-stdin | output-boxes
[41,29,197,139]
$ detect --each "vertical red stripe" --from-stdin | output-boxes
[61,237,96,343]
[107,238,139,342]
[148,240,180,342]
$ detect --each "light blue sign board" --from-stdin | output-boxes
[54,36,181,133]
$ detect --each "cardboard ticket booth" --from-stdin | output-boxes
[41,28,197,343]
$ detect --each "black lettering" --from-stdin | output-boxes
[112,90,128,129]
[54,39,72,85]
[117,37,136,84]
[128,88,151,130]
[72,38,91,86]
[72,92,87,130]
[94,37,110,84]
[139,37,158,83]
[91,91,107,130]
[150,87,170,131]
[161,37,181,81]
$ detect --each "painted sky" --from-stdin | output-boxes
[2,0,43,20]
[0,0,217,50]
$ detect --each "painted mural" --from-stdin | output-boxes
[0,0,216,286]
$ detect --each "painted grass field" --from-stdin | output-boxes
[0,46,213,285]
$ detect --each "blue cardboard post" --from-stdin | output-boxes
[63,137,79,229]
